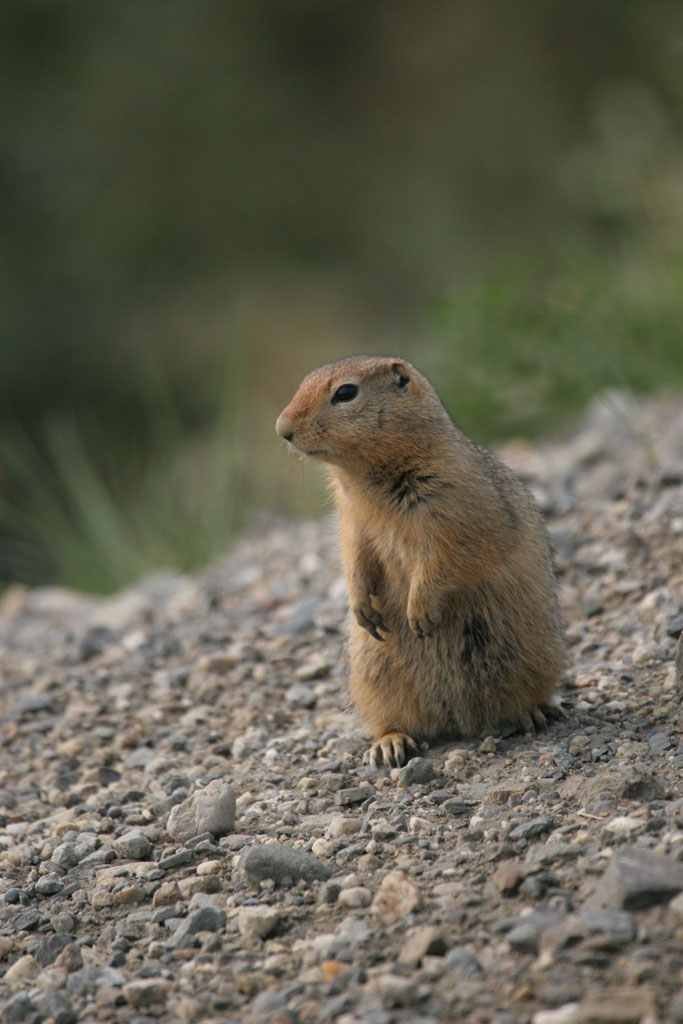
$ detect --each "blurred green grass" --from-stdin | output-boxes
[1,246,681,593]
[428,248,683,442]
[0,350,249,592]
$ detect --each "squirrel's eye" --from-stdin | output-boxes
[331,383,359,405]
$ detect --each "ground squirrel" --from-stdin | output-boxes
[276,356,566,766]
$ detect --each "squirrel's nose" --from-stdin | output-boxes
[276,413,294,441]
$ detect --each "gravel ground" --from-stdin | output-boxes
[1,390,682,1024]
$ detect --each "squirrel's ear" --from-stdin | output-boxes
[390,362,410,390]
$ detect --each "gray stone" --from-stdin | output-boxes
[159,849,193,870]
[35,873,64,895]
[444,947,484,979]
[398,757,435,786]
[79,625,115,661]
[285,683,317,708]
[506,919,544,953]
[579,766,665,803]
[647,731,671,754]
[35,991,77,1024]
[588,845,683,910]
[51,842,79,870]
[67,966,126,994]
[177,905,226,935]
[578,908,635,944]
[670,987,683,1023]
[378,973,418,1008]
[241,843,333,887]
[35,932,74,967]
[113,828,154,860]
[676,633,683,686]
[166,779,236,841]
[442,795,469,815]
[249,990,290,1021]
[122,978,171,1008]
[335,785,371,806]
[2,994,36,1024]
[508,815,554,841]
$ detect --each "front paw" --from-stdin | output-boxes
[352,595,390,642]
[407,595,443,639]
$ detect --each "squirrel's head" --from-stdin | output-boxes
[276,356,441,469]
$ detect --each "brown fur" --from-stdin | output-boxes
[276,356,566,765]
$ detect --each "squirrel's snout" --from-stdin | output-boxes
[276,412,294,442]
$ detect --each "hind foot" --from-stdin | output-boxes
[364,731,419,768]
[517,705,549,734]
[517,697,567,735]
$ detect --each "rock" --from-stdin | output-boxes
[579,908,636,944]
[238,905,280,940]
[113,828,154,860]
[485,780,531,805]
[285,683,317,708]
[444,947,483,979]
[507,920,545,954]
[5,954,40,988]
[249,990,292,1021]
[166,779,236,841]
[51,842,79,869]
[573,986,657,1023]
[35,873,64,895]
[570,767,665,804]
[442,795,469,815]
[67,966,126,994]
[338,886,372,908]
[123,978,171,1008]
[335,785,372,806]
[492,861,527,895]
[35,932,74,967]
[54,944,83,973]
[2,994,36,1024]
[78,625,115,661]
[605,816,641,836]
[371,869,422,926]
[377,973,418,1008]
[153,880,183,908]
[175,905,226,936]
[398,757,435,786]
[36,967,68,991]
[508,910,564,954]
[508,815,554,841]
[587,846,683,910]
[35,990,77,1024]
[241,843,333,887]
[398,926,448,965]
[647,731,670,754]
[670,988,683,1023]
[533,1007,580,1024]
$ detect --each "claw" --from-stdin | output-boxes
[408,612,440,638]
[365,731,419,768]
[355,604,390,641]
[530,706,547,730]
[518,710,536,734]
[515,702,558,736]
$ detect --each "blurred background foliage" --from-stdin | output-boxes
[1,0,682,590]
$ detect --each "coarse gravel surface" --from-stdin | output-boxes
[1,390,682,1024]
